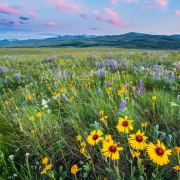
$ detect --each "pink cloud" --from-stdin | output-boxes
[110,0,139,5]
[39,22,58,26]
[27,11,37,16]
[93,9,127,26]
[0,3,22,15]
[46,0,79,13]
[175,10,180,16]
[80,14,88,19]
[104,8,117,17]
[22,2,34,7]
[139,0,169,10]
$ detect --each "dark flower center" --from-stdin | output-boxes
[109,145,117,153]
[156,147,164,156]
[136,135,143,142]
[122,121,129,127]
[93,134,99,140]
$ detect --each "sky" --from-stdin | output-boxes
[0,0,180,40]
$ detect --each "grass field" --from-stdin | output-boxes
[0,49,180,180]
[0,47,155,55]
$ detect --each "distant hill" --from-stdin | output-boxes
[1,32,180,49]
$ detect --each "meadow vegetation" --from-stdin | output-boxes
[0,49,180,180]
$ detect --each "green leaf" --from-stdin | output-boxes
[105,167,113,173]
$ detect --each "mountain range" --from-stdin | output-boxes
[1,32,180,49]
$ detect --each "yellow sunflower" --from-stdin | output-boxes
[87,130,103,145]
[128,130,147,150]
[146,139,172,166]
[101,140,124,161]
[116,116,133,134]
[105,135,112,142]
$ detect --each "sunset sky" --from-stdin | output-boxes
[0,0,180,39]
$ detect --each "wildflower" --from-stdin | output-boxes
[80,148,85,154]
[29,116,34,121]
[173,147,180,155]
[81,142,86,147]
[9,155,14,160]
[119,101,127,109]
[139,79,143,93]
[69,96,74,101]
[76,135,81,141]
[116,116,134,134]
[45,164,53,171]
[152,96,156,100]
[98,89,101,95]
[41,169,47,174]
[15,107,18,111]
[128,130,147,150]
[132,87,136,97]
[28,95,32,100]
[146,139,172,166]
[42,157,49,164]
[87,130,103,145]
[26,153,30,157]
[105,135,112,142]
[173,165,180,171]
[71,164,78,174]
[31,130,35,134]
[99,110,104,115]
[37,112,41,118]
[141,122,148,127]
[101,140,123,161]
[5,101,8,105]
[10,97,14,101]
[100,117,105,121]
[104,116,108,119]
[48,87,51,90]
[15,74,21,81]
[132,152,140,158]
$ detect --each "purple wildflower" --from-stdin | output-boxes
[23,75,25,81]
[133,87,136,97]
[98,89,101,95]
[15,74,21,81]
[106,81,110,88]
[139,79,143,93]
[119,101,126,109]
[171,72,175,80]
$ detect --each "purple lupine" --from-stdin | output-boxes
[171,72,175,80]
[139,79,143,93]
[125,83,128,90]
[166,70,170,78]
[5,78,8,83]
[152,72,155,80]
[133,87,136,97]
[63,69,67,77]
[62,94,68,101]
[119,101,126,109]
[158,73,161,79]
[178,75,180,80]
[135,68,137,72]
[12,69,14,74]
[23,75,25,81]
[98,89,101,95]
[15,74,21,81]
[106,81,110,88]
